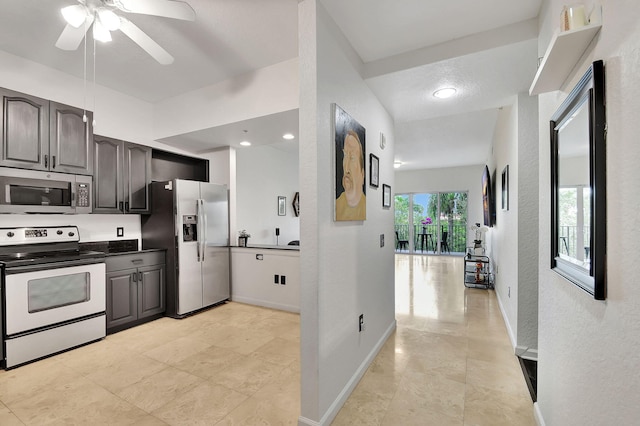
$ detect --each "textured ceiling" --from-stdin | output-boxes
[0,0,542,170]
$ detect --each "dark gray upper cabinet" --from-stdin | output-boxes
[0,89,49,171]
[94,135,151,214]
[0,88,93,175]
[49,102,94,175]
[123,142,151,214]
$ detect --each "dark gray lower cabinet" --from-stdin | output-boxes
[106,251,165,333]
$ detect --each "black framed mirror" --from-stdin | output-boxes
[550,60,606,300]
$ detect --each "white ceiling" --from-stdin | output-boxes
[0,0,542,170]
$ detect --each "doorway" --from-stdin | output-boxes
[394,191,468,255]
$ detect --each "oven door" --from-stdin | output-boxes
[4,262,106,336]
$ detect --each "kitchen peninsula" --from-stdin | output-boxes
[231,244,300,313]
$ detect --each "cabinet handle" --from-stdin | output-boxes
[138,272,143,282]
[44,155,48,168]
[125,201,129,212]
[52,155,56,169]
[132,272,137,282]
[119,202,124,212]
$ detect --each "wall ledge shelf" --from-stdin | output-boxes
[529,8,602,96]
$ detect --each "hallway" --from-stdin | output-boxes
[333,255,536,425]
[0,256,535,425]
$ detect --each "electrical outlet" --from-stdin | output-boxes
[380,234,384,247]
[116,227,124,237]
[358,314,364,332]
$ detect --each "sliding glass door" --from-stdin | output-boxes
[394,191,468,255]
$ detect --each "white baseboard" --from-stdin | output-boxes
[534,402,546,426]
[298,320,397,426]
[516,346,538,361]
[495,289,517,349]
[230,295,299,313]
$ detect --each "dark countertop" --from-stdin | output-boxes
[235,244,300,251]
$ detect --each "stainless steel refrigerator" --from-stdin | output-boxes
[142,179,230,318]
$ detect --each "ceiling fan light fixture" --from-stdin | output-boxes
[61,4,87,28]
[93,19,112,42]
[433,87,457,99]
[97,8,121,31]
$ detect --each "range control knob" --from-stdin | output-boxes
[68,232,75,237]
[6,231,14,238]
[57,230,63,235]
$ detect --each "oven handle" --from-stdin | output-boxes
[4,258,106,274]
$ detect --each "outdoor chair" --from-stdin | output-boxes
[396,231,409,250]
[440,231,450,253]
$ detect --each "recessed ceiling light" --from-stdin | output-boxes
[394,161,403,169]
[240,141,251,147]
[433,87,457,99]
[282,133,295,140]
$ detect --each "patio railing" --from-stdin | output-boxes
[394,223,467,254]
[559,225,590,260]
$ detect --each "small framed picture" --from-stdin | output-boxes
[292,192,300,217]
[369,154,379,188]
[278,196,286,216]
[382,184,391,208]
[501,165,509,211]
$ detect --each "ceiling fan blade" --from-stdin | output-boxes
[115,0,195,21]
[55,15,94,50]
[118,19,174,65]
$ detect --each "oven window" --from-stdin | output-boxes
[28,272,90,313]
[9,185,71,206]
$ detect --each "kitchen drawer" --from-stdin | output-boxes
[106,251,165,272]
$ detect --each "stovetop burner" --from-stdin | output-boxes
[0,226,105,268]
[0,249,105,268]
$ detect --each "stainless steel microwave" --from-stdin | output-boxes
[0,167,92,214]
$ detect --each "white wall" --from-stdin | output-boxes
[489,93,539,358]
[153,59,299,141]
[490,104,520,347]
[299,1,396,424]
[395,164,485,244]
[0,50,154,145]
[235,145,300,245]
[536,1,640,424]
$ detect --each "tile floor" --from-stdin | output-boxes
[0,255,535,425]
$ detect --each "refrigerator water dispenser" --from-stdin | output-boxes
[183,215,198,241]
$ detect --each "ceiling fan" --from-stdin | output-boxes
[55,0,196,65]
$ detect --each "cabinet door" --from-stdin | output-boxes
[49,102,93,175]
[0,88,49,171]
[106,269,138,329]
[138,264,165,318]
[94,136,124,213]
[123,142,151,214]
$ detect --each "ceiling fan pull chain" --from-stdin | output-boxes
[92,36,97,128]
[82,17,88,123]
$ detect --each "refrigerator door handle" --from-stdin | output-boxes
[201,199,208,263]
[196,199,201,262]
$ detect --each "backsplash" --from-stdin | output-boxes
[80,239,139,253]
[0,214,142,244]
